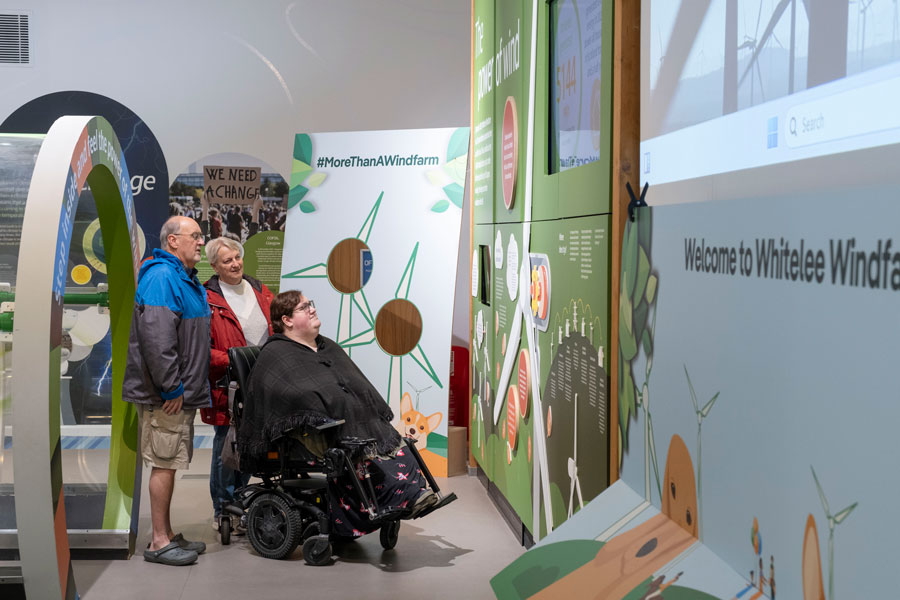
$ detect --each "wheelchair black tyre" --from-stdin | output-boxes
[379,520,400,550]
[220,516,231,546]
[247,493,302,559]
[302,535,332,566]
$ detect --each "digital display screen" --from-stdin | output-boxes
[642,1,900,196]
[549,0,604,173]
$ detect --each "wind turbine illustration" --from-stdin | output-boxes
[636,310,661,502]
[407,381,432,409]
[567,393,584,518]
[282,191,382,351]
[684,365,719,542]
[811,466,858,600]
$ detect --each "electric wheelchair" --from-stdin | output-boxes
[219,345,456,565]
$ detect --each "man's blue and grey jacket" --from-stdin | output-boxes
[123,248,212,409]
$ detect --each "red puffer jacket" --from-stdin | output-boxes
[201,274,274,426]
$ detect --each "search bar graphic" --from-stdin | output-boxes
[785,76,900,148]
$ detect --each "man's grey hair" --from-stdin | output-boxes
[159,217,183,251]
[205,236,244,265]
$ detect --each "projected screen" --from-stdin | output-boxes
[549,0,604,173]
[641,1,900,197]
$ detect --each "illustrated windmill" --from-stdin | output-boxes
[567,393,584,518]
[811,466,858,600]
[685,365,719,542]
[406,381,432,410]
[282,191,382,352]
[636,310,661,503]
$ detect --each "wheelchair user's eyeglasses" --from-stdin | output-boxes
[293,300,316,314]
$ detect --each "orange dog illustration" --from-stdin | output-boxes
[397,392,442,451]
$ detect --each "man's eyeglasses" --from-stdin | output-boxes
[173,232,204,241]
[293,300,316,314]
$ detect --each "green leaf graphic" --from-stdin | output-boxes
[307,172,327,188]
[291,159,312,184]
[442,154,467,185]
[299,200,316,213]
[634,247,650,305]
[623,221,638,298]
[446,127,470,162]
[619,295,637,361]
[431,199,450,213]
[293,134,313,164]
[288,185,309,208]
[620,368,635,430]
[645,273,658,304]
[641,328,653,356]
[443,183,464,208]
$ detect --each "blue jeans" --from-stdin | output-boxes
[210,425,251,516]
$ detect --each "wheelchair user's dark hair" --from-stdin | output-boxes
[270,289,304,333]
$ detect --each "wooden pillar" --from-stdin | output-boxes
[609,0,640,484]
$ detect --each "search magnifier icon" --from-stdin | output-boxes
[789,116,797,136]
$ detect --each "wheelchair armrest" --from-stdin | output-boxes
[315,419,345,431]
[338,436,376,449]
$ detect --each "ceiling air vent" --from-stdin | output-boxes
[0,12,30,65]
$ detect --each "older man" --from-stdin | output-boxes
[123,216,211,566]
[201,236,273,531]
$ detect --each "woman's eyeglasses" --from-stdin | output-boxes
[293,300,316,314]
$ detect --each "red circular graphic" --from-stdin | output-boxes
[517,349,530,418]
[538,265,549,319]
[507,385,519,451]
[501,96,518,210]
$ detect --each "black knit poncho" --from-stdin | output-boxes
[237,333,400,461]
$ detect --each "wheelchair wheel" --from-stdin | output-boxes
[220,515,231,546]
[302,534,332,566]
[247,493,302,559]
[379,520,400,550]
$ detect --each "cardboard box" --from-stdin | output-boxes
[447,426,468,477]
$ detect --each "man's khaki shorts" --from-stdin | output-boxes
[138,405,196,470]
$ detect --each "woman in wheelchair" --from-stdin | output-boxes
[236,290,440,543]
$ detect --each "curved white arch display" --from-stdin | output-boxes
[12,116,141,599]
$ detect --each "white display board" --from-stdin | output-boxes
[281,127,469,471]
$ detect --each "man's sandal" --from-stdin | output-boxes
[171,533,206,554]
[143,542,198,566]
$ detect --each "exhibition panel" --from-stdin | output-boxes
[281,128,469,477]
[1,116,142,599]
[471,0,614,547]
[493,1,900,597]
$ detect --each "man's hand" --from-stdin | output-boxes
[201,192,210,220]
[162,395,184,415]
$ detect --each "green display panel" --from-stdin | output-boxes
[474,0,536,224]
[471,215,610,538]
[472,0,615,543]
[471,223,496,479]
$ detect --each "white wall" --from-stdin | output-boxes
[0,0,472,345]
[1,0,470,177]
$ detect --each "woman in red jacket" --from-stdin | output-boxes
[202,236,274,529]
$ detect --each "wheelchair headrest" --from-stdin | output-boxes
[227,345,263,390]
